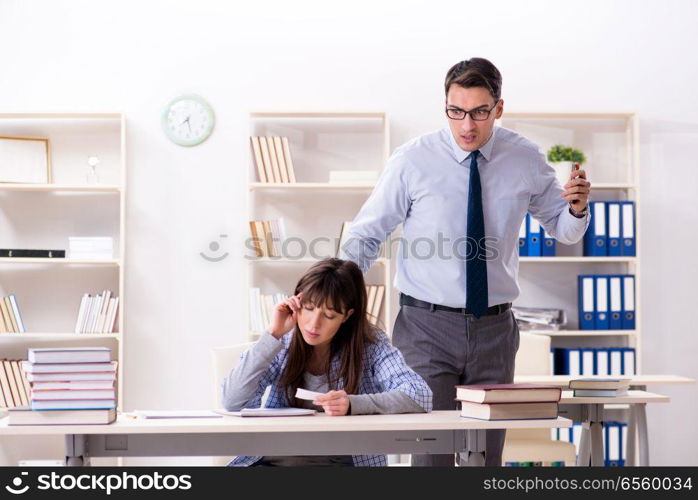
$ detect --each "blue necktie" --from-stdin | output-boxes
[466,150,489,318]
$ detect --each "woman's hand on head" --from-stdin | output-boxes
[268,292,303,339]
[313,390,350,416]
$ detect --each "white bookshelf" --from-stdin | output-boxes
[0,112,126,408]
[246,111,392,340]
[499,112,641,372]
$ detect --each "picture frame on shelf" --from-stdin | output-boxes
[0,135,52,184]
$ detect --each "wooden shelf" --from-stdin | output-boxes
[250,182,376,191]
[526,330,636,337]
[0,333,120,340]
[519,256,637,263]
[0,183,121,193]
[0,258,120,266]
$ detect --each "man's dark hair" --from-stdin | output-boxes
[444,58,502,101]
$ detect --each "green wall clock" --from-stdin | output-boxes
[162,94,215,146]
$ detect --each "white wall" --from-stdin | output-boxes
[1,0,696,465]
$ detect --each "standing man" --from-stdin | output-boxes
[341,58,591,466]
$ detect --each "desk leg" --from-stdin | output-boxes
[627,406,637,466]
[577,404,604,466]
[577,422,591,466]
[458,429,486,466]
[590,419,604,466]
[635,403,649,466]
[65,434,89,466]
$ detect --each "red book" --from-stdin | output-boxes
[455,384,561,404]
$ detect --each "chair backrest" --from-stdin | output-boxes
[211,342,255,407]
[514,332,552,376]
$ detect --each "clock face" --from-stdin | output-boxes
[162,94,215,146]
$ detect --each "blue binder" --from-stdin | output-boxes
[608,275,623,330]
[578,275,595,330]
[595,348,610,376]
[621,201,636,256]
[609,348,624,376]
[607,202,622,256]
[527,215,542,257]
[542,226,556,256]
[518,214,528,256]
[621,348,636,376]
[580,348,596,375]
[553,348,581,375]
[594,275,610,330]
[605,422,624,467]
[584,201,607,256]
[621,274,636,330]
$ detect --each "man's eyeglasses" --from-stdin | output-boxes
[445,100,500,121]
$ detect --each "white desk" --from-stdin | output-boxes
[0,411,571,466]
[557,390,669,466]
[516,375,692,466]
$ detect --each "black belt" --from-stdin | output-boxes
[399,293,511,316]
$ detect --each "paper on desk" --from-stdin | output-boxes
[134,410,222,419]
[215,407,316,417]
[295,388,324,401]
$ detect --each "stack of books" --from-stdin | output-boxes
[0,359,31,408]
[68,237,114,260]
[74,291,119,333]
[249,289,290,335]
[365,285,385,326]
[569,378,630,397]
[250,136,297,184]
[0,294,25,333]
[9,348,118,425]
[456,384,561,420]
[249,219,287,258]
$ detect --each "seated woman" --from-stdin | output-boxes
[222,257,432,466]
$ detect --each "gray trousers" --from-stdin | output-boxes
[392,303,520,466]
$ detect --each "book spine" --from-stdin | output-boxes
[258,136,275,183]
[4,297,19,333]
[265,137,282,183]
[281,137,296,183]
[8,295,25,333]
[250,136,267,183]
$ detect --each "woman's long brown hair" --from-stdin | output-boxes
[279,258,376,406]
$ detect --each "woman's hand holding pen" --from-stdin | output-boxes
[268,292,303,339]
[314,390,350,416]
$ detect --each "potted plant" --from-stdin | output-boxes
[546,144,587,186]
